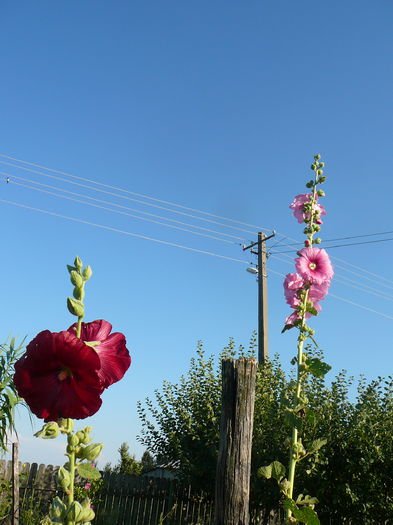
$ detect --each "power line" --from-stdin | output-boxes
[272,230,393,287]
[270,236,393,254]
[0,154,273,233]
[7,179,241,245]
[2,172,246,241]
[0,198,251,265]
[269,230,393,247]
[0,159,261,235]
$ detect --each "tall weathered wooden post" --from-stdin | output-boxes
[12,442,19,525]
[214,358,258,525]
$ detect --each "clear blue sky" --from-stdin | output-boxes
[1,1,393,466]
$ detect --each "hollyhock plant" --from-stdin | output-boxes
[259,155,333,525]
[14,256,131,525]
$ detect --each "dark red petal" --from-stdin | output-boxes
[95,332,131,388]
[13,330,103,421]
[67,320,112,342]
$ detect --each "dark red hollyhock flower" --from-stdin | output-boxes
[68,319,131,389]
[14,331,103,421]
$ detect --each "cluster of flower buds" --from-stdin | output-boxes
[45,495,95,524]
[67,256,92,319]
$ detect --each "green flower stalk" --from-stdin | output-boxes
[13,256,131,524]
[259,155,333,525]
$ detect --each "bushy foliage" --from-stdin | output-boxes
[137,337,256,491]
[138,340,393,524]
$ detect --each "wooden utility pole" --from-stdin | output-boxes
[243,231,275,364]
[214,358,258,525]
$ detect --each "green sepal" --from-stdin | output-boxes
[34,421,60,439]
[82,265,92,281]
[74,256,83,271]
[57,466,71,491]
[81,442,103,462]
[258,460,286,482]
[282,324,295,333]
[67,297,84,317]
[296,494,319,506]
[305,358,331,378]
[48,496,67,521]
[66,501,83,522]
[67,264,76,274]
[73,286,84,300]
[70,270,83,288]
[76,462,101,480]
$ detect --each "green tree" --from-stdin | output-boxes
[110,443,142,475]
[140,450,156,473]
[137,337,256,491]
[138,339,393,523]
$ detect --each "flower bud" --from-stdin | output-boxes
[57,466,71,491]
[319,175,326,183]
[34,421,60,439]
[314,154,321,160]
[82,265,93,281]
[319,161,325,168]
[68,434,80,447]
[310,163,316,171]
[79,504,95,522]
[73,286,85,300]
[74,256,83,271]
[66,501,83,522]
[304,240,310,247]
[317,189,325,197]
[317,169,323,176]
[70,270,83,288]
[314,238,321,244]
[48,497,67,520]
[81,443,103,462]
[67,297,85,317]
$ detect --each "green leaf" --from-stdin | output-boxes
[76,462,101,480]
[283,499,321,525]
[285,410,303,430]
[258,461,286,481]
[296,494,319,506]
[308,438,327,454]
[305,358,331,378]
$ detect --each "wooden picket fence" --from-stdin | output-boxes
[0,460,284,525]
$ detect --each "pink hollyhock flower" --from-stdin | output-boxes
[285,311,301,326]
[289,194,326,224]
[14,331,102,421]
[295,247,334,285]
[84,483,92,491]
[283,273,304,307]
[68,320,131,389]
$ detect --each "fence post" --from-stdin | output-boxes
[12,442,19,525]
[214,358,258,525]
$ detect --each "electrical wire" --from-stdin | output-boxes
[7,179,241,245]
[270,236,393,254]
[0,198,251,265]
[269,230,393,246]
[271,230,393,287]
[0,154,273,233]
[3,173,246,241]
